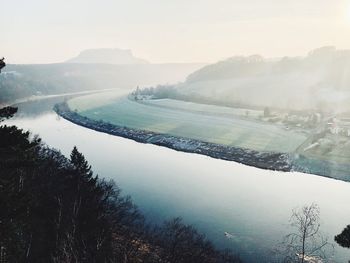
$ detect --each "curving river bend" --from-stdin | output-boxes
[5,96,350,262]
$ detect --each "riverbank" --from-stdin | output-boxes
[54,102,292,172]
[8,103,350,263]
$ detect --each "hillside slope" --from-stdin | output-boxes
[0,63,205,104]
[177,47,350,112]
[66,48,149,64]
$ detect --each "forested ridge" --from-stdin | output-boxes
[0,112,241,263]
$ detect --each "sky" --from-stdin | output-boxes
[2,0,350,64]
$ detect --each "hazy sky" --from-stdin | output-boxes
[2,0,350,64]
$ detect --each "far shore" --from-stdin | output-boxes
[53,101,350,182]
[1,88,122,109]
[54,102,292,172]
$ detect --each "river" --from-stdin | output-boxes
[4,96,350,262]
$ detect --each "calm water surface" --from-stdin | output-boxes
[5,98,350,262]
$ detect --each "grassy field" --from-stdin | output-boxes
[140,99,263,118]
[68,90,129,112]
[68,93,307,153]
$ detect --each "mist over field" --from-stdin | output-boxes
[175,46,350,112]
[5,46,350,114]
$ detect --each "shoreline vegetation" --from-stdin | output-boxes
[0,124,242,263]
[54,102,292,172]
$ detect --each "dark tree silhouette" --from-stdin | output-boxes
[0,106,18,121]
[0,57,5,73]
[155,217,242,263]
[335,225,350,248]
[0,133,242,262]
[0,60,18,120]
[70,146,94,179]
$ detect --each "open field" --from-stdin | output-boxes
[68,93,307,153]
[140,98,263,118]
[68,89,129,111]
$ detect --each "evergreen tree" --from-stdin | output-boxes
[70,146,94,181]
[0,126,241,262]
[0,106,17,121]
[0,57,5,73]
[0,59,17,121]
[335,225,350,248]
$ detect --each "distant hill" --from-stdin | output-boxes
[0,63,205,104]
[66,48,149,64]
[177,46,350,112]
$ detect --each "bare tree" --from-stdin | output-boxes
[276,203,333,263]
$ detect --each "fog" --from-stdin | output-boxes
[4,0,350,111]
[2,0,350,64]
[176,47,350,112]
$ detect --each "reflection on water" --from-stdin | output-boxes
[4,100,350,262]
[13,96,78,117]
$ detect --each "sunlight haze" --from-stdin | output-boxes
[2,0,350,64]
[4,1,350,262]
